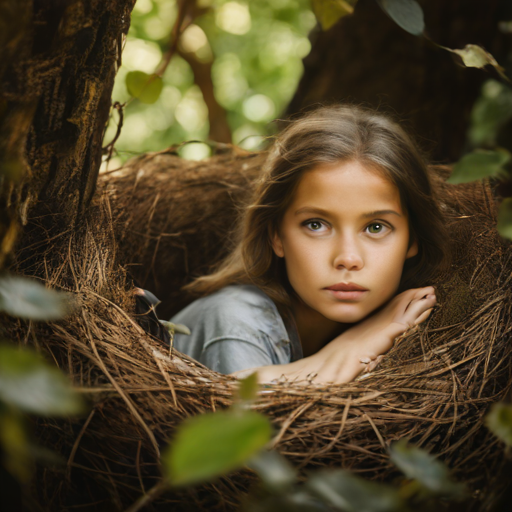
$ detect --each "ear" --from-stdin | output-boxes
[271,229,285,258]
[406,238,418,259]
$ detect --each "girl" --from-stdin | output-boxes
[169,104,449,384]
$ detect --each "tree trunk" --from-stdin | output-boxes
[287,0,512,162]
[0,0,136,271]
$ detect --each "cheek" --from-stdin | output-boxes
[283,236,323,274]
[369,241,408,284]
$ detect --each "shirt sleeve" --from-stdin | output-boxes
[199,337,274,374]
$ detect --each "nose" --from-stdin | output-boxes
[332,234,364,271]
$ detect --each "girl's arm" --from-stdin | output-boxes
[231,286,436,384]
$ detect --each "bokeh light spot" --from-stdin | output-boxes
[175,86,209,133]
[122,38,162,73]
[134,0,153,15]
[233,124,265,150]
[179,142,212,161]
[180,24,213,62]
[212,53,248,108]
[215,2,251,35]
[243,94,275,122]
[181,24,208,53]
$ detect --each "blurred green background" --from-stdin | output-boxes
[101,0,316,167]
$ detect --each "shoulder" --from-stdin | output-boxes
[171,284,283,337]
[208,284,279,315]
[170,285,296,372]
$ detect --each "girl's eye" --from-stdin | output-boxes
[303,220,327,232]
[366,222,388,235]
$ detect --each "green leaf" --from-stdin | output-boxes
[307,469,405,512]
[376,0,424,36]
[125,71,163,104]
[448,44,509,81]
[311,0,358,31]
[0,409,32,482]
[0,344,85,416]
[238,371,259,402]
[447,149,510,184]
[0,157,25,182]
[159,320,191,335]
[497,198,512,241]
[486,402,512,445]
[163,409,272,486]
[247,450,297,492]
[0,275,73,321]
[389,439,465,497]
[469,80,512,147]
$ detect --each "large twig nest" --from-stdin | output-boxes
[9,147,512,511]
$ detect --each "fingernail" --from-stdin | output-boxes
[427,294,436,299]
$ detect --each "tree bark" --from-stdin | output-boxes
[0,0,136,265]
[287,0,512,162]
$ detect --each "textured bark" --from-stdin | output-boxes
[287,0,512,162]
[0,0,136,241]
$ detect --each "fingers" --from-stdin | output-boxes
[414,307,433,326]
[416,286,435,298]
[402,286,435,312]
[402,291,436,325]
[366,354,384,372]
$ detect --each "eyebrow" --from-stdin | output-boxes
[294,207,402,218]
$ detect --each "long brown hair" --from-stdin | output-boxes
[186,104,449,315]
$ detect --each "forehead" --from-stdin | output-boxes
[290,160,402,212]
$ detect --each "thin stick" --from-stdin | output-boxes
[123,480,169,512]
[67,408,96,480]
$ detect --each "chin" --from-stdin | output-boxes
[322,306,370,324]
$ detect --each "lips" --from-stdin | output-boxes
[324,282,369,301]
[324,282,368,292]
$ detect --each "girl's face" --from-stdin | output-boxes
[272,160,418,325]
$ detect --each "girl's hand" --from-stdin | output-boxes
[233,286,436,385]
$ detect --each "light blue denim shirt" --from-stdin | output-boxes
[169,285,303,374]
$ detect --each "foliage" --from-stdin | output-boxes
[376,0,424,36]
[311,0,358,31]
[486,402,512,447]
[389,439,465,498]
[163,373,272,486]
[469,80,512,148]
[447,149,510,185]
[237,370,259,402]
[451,45,509,82]
[497,198,512,240]
[0,345,84,417]
[0,275,73,321]
[161,374,470,511]
[0,274,83,483]
[103,0,316,164]
[103,0,509,169]
[163,409,272,486]
[456,77,512,239]
[440,26,512,240]
[247,450,296,493]
[306,469,405,511]
[125,71,164,104]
